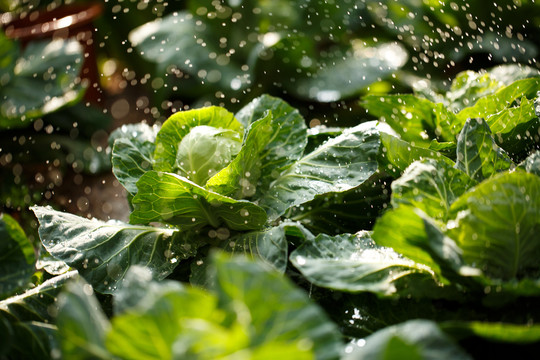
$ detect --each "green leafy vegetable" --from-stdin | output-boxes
[25,72,540,359]
[56,278,112,359]
[391,159,475,221]
[449,171,540,280]
[208,94,308,199]
[130,171,267,231]
[175,125,242,185]
[32,206,197,293]
[259,121,381,221]
[291,231,437,296]
[153,106,243,176]
[455,118,514,181]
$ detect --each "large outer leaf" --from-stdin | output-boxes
[362,95,458,146]
[214,253,343,360]
[372,207,447,282]
[286,173,391,235]
[373,205,481,292]
[487,96,537,135]
[449,171,540,280]
[0,38,85,129]
[444,69,509,112]
[457,78,540,122]
[130,171,267,231]
[235,93,307,131]
[344,320,472,360]
[392,159,475,221]
[443,65,539,112]
[32,206,196,294]
[110,123,159,195]
[0,213,35,298]
[305,126,344,154]
[208,95,308,198]
[220,225,289,273]
[453,77,540,160]
[0,271,76,323]
[455,118,513,181]
[0,271,76,358]
[56,279,113,360]
[190,222,313,288]
[259,121,381,221]
[107,278,245,360]
[290,232,437,296]
[106,259,332,359]
[108,122,160,148]
[488,95,540,159]
[153,107,243,173]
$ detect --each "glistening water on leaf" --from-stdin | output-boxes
[31,206,199,294]
[259,121,381,221]
[290,231,439,297]
[449,171,540,281]
[130,171,267,231]
[454,118,513,181]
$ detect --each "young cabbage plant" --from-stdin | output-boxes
[34,94,425,293]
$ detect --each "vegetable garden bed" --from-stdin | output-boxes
[2,64,540,359]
